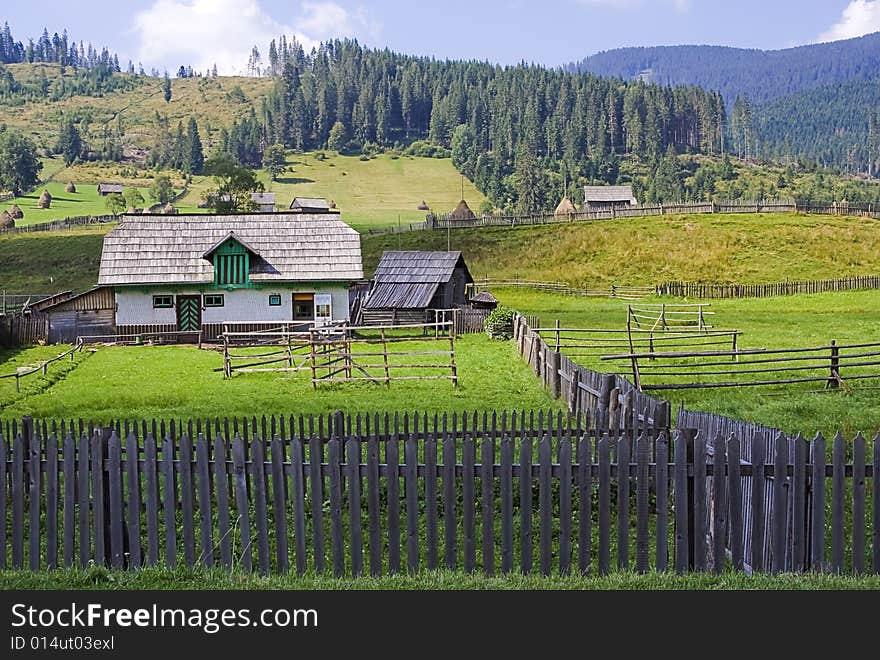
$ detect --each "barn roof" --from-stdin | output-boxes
[250,192,276,205]
[583,185,636,203]
[290,197,331,210]
[470,291,498,304]
[373,251,470,284]
[363,282,439,309]
[98,183,124,194]
[98,214,363,286]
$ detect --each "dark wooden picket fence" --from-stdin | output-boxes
[657,276,880,299]
[1,414,877,576]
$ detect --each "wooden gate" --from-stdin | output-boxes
[176,296,202,339]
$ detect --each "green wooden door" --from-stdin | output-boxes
[177,295,202,332]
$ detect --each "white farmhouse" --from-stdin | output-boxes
[97,213,363,340]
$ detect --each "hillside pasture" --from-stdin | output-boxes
[501,288,880,436]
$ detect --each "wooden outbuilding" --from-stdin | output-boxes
[289,197,338,214]
[97,183,124,196]
[362,251,473,325]
[41,287,116,344]
[469,290,498,311]
[583,185,637,210]
[250,192,276,212]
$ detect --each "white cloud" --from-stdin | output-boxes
[818,0,880,42]
[131,0,380,76]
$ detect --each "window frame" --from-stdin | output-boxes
[152,295,174,309]
[268,294,282,307]
[204,294,225,308]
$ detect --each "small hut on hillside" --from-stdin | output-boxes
[163,203,178,215]
[449,199,475,221]
[0,210,14,229]
[554,196,577,217]
[470,290,498,311]
[250,192,276,212]
[65,182,77,193]
[9,204,23,219]
[583,185,637,211]
[38,190,52,209]
[97,183,124,196]
[289,197,337,214]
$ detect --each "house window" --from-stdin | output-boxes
[293,293,314,321]
[315,293,332,325]
[268,294,282,306]
[153,295,173,308]
[215,254,248,286]
[204,294,225,307]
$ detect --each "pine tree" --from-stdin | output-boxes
[186,117,204,174]
[163,70,171,102]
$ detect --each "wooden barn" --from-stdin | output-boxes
[289,197,338,214]
[98,213,363,341]
[361,251,473,325]
[41,287,116,343]
[250,192,276,212]
[583,185,637,210]
[97,183,124,196]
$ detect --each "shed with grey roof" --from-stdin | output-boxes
[583,185,637,210]
[97,183,124,196]
[250,192,276,212]
[361,251,473,325]
[289,197,338,213]
[99,213,363,340]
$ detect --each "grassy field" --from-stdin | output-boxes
[500,288,880,436]
[0,335,561,422]
[175,150,485,230]
[2,566,878,590]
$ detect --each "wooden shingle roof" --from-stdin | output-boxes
[98,214,363,286]
[290,197,331,210]
[373,251,468,284]
[98,183,124,194]
[583,185,636,203]
[250,192,276,205]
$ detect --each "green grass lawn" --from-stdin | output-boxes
[0,335,562,423]
[5,181,162,226]
[2,566,878,590]
[500,288,880,436]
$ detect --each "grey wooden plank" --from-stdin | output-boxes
[309,436,325,573]
[347,436,364,577]
[874,434,880,574]
[810,435,826,572]
[250,438,270,575]
[91,433,105,567]
[144,434,159,567]
[425,435,438,570]
[77,434,90,567]
[482,436,495,576]
[366,435,381,576]
[27,421,41,570]
[598,434,611,575]
[693,432,707,572]
[500,435,513,574]
[232,435,252,572]
[62,432,75,568]
[832,432,845,573]
[519,434,533,574]
[463,434,476,573]
[290,436,307,575]
[538,434,552,576]
[0,431,6,570]
[161,433,176,569]
[853,433,866,575]
[655,432,669,572]
[387,433,401,574]
[213,435,232,569]
[750,432,766,573]
[107,432,124,569]
[771,433,788,574]
[674,432,689,573]
[558,432,572,576]
[617,433,631,570]
[636,433,650,573]
[196,435,213,568]
[178,434,195,568]
[405,435,419,574]
[12,431,24,569]
[712,435,727,574]
[46,431,58,570]
[443,432,457,570]
[792,435,807,572]
[727,436,744,572]
[327,438,344,577]
[578,432,592,575]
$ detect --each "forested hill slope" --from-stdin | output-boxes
[569,32,880,105]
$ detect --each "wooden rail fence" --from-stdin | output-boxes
[0,340,85,392]
[0,214,116,235]
[657,276,880,299]
[0,414,877,576]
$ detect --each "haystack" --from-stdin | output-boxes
[65,182,77,193]
[9,204,23,219]
[163,203,178,215]
[449,199,475,221]
[329,199,337,209]
[0,210,13,229]
[37,189,52,209]
[417,200,430,211]
[554,196,577,216]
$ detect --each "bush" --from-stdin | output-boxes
[484,305,516,340]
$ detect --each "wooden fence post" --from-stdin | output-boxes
[549,351,561,399]
[827,340,840,388]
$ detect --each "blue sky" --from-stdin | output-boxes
[4,1,879,74]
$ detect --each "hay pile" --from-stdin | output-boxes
[554,196,577,216]
[8,204,23,219]
[0,210,14,229]
[417,200,430,211]
[37,189,52,209]
[163,203,178,215]
[65,182,77,193]
[449,199,475,220]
